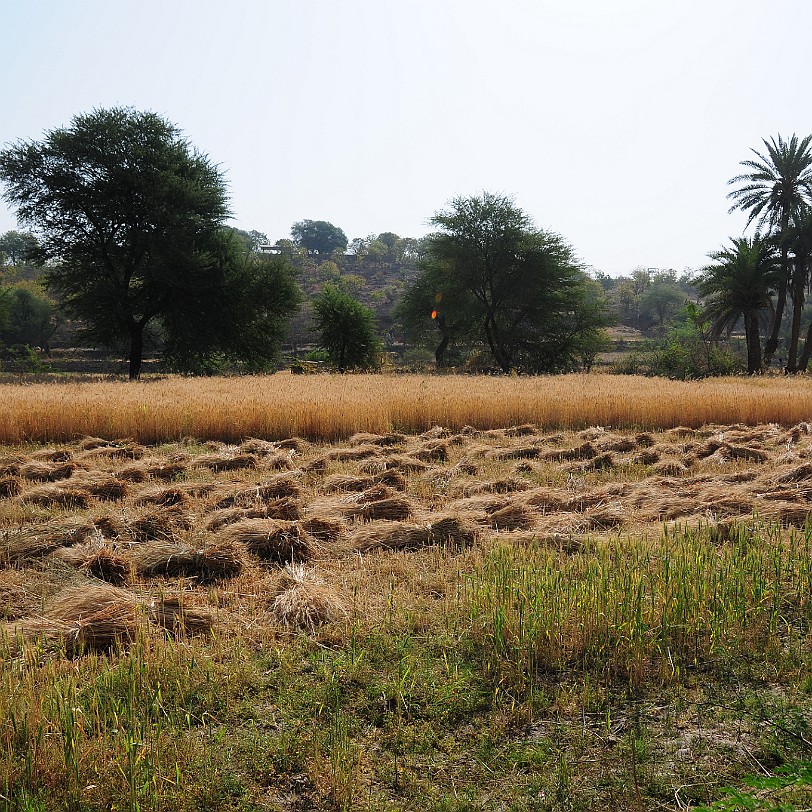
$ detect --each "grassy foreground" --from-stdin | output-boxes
[1,373,812,443]
[2,389,812,809]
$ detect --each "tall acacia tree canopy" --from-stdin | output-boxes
[404,192,609,372]
[0,107,299,378]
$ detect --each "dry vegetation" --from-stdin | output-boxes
[3,382,812,810]
[1,373,812,442]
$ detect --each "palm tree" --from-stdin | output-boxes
[785,210,812,371]
[727,134,812,366]
[697,235,780,374]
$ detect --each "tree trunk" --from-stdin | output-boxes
[484,316,510,373]
[787,258,805,372]
[745,311,762,374]
[764,244,789,368]
[128,321,144,381]
[798,318,812,371]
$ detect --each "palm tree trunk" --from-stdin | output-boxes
[798,319,812,372]
[763,252,787,369]
[787,257,805,372]
[745,311,762,374]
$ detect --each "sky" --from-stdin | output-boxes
[1,0,810,276]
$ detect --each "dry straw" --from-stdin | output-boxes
[270,563,347,631]
[5,374,812,444]
[221,518,314,564]
[6,582,141,655]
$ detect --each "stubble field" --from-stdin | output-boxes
[3,374,812,811]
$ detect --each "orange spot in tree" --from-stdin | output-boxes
[431,310,437,319]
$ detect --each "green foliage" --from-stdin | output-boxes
[696,763,812,811]
[727,133,812,365]
[617,306,741,379]
[313,284,381,371]
[161,231,301,375]
[728,134,812,233]
[0,107,301,379]
[404,192,610,372]
[291,219,348,256]
[638,280,686,329]
[697,235,780,373]
[0,230,38,266]
[0,280,61,349]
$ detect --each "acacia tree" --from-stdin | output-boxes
[0,108,298,378]
[407,192,609,372]
[727,134,812,367]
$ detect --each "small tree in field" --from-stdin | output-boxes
[313,285,380,372]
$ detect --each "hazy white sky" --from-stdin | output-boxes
[1,0,809,275]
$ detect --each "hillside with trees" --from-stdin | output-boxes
[2,110,811,379]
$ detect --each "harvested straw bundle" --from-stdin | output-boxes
[461,478,531,497]
[635,433,656,447]
[0,476,21,498]
[221,519,314,564]
[75,443,145,462]
[131,539,244,582]
[205,498,301,531]
[410,441,449,463]
[133,486,189,508]
[215,475,301,509]
[128,506,193,543]
[325,444,382,462]
[149,595,214,636]
[53,543,131,586]
[488,445,542,461]
[18,461,76,482]
[427,515,479,548]
[271,563,346,631]
[504,424,538,437]
[0,458,21,477]
[195,453,259,472]
[774,463,812,484]
[322,473,378,493]
[1,520,95,565]
[361,455,430,474]
[76,436,111,450]
[28,448,72,462]
[276,437,309,452]
[524,488,571,511]
[651,460,688,477]
[301,516,347,543]
[93,516,128,539]
[116,465,149,483]
[71,474,129,501]
[351,514,477,553]
[239,438,279,456]
[631,450,660,466]
[596,436,636,453]
[19,484,90,509]
[10,583,142,655]
[342,495,414,522]
[543,442,597,462]
[489,503,536,531]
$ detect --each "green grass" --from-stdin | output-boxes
[3,521,812,810]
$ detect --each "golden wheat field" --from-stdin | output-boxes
[4,376,812,809]
[1,372,812,443]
